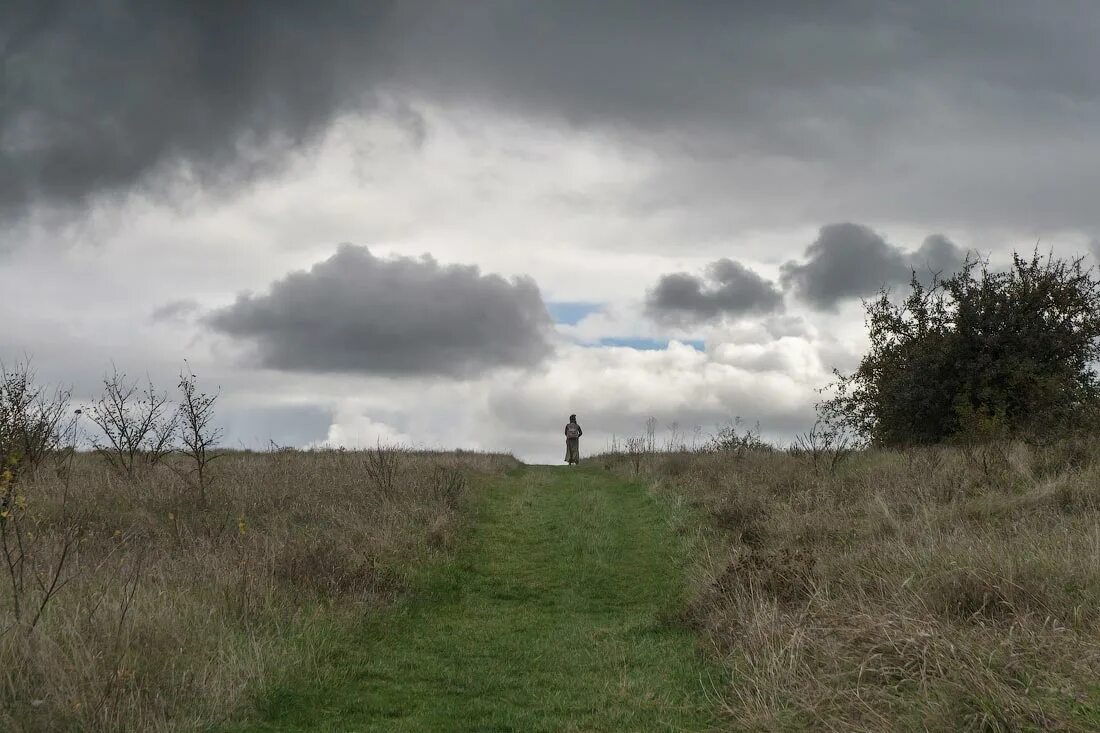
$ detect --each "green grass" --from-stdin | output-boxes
[226,466,720,732]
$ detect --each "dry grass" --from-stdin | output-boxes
[0,447,517,732]
[603,440,1100,731]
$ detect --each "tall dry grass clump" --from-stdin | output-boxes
[0,363,517,733]
[606,438,1100,730]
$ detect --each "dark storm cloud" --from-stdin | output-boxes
[646,259,782,324]
[780,223,966,309]
[389,2,1100,134]
[387,1,1100,231]
[206,245,553,376]
[0,0,394,220]
[6,1,1100,231]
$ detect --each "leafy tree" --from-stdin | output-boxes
[822,251,1100,446]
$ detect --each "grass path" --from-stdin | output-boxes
[230,466,720,732]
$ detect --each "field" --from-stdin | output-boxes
[5,438,1100,731]
[601,439,1100,730]
[0,448,517,731]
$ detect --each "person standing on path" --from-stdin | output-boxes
[565,414,583,464]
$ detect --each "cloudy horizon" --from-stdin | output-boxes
[4,1,1099,462]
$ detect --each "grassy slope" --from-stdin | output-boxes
[228,466,719,732]
[2,451,504,732]
[624,445,1100,731]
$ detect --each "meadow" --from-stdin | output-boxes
[599,436,1100,730]
[7,427,1100,731]
[7,368,1100,731]
[0,447,517,732]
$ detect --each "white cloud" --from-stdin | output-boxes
[481,341,822,462]
[314,412,415,450]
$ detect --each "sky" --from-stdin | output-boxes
[3,1,1099,463]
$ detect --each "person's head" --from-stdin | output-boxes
[569,414,577,422]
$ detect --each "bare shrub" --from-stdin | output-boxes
[0,453,85,631]
[788,420,853,475]
[624,436,647,475]
[172,368,223,507]
[364,442,404,497]
[0,361,72,475]
[86,367,176,479]
[705,417,770,458]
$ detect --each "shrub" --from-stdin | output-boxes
[0,361,72,474]
[86,367,176,478]
[705,418,771,456]
[823,251,1100,446]
[172,368,223,508]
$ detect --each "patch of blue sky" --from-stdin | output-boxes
[546,301,604,325]
[597,337,704,351]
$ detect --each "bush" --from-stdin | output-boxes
[0,362,72,474]
[705,418,771,456]
[86,367,176,478]
[823,250,1100,446]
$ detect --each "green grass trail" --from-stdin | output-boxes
[231,466,720,732]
